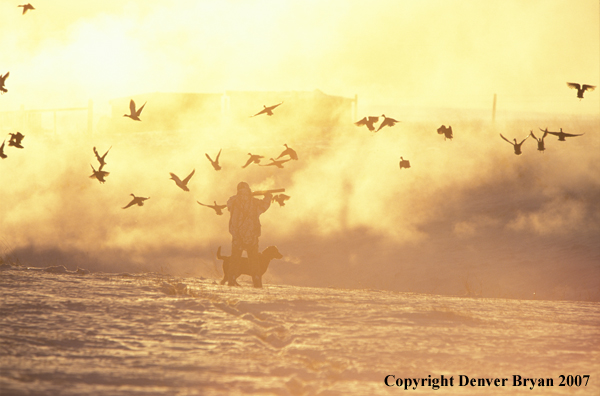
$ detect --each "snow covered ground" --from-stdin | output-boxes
[1,265,598,396]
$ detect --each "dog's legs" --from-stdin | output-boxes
[227,258,240,286]
[229,243,243,286]
[248,246,262,288]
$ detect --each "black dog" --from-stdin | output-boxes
[217,246,282,287]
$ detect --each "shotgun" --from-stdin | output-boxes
[252,188,285,196]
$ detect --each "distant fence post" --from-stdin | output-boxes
[221,91,230,118]
[88,99,93,135]
[492,93,497,123]
[20,104,25,131]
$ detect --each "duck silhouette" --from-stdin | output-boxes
[541,127,583,141]
[197,201,227,215]
[0,72,8,94]
[93,146,111,167]
[0,140,7,159]
[90,164,109,184]
[8,132,25,149]
[354,116,379,132]
[399,156,411,169]
[530,129,547,152]
[500,133,529,155]
[437,125,453,140]
[260,158,291,168]
[276,144,298,160]
[205,149,222,171]
[272,194,291,207]
[242,153,264,168]
[376,114,400,132]
[123,194,149,209]
[18,4,35,14]
[566,82,596,99]
[123,99,146,121]
[251,102,283,117]
[169,169,195,191]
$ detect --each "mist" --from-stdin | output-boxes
[1,1,598,302]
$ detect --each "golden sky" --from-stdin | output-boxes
[1,1,599,300]
[1,0,598,114]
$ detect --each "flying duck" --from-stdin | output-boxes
[18,4,35,15]
[123,99,146,121]
[530,130,547,152]
[272,194,291,207]
[197,201,227,215]
[354,116,379,132]
[399,157,411,169]
[437,125,453,140]
[242,153,264,168]
[0,72,9,94]
[500,133,529,155]
[276,144,298,160]
[566,82,596,99]
[251,102,283,117]
[205,149,222,171]
[8,132,25,149]
[123,194,149,209]
[0,140,7,159]
[260,158,291,169]
[93,146,111,167]
[169,169,195,191]
[541,127,584,141]
[376,114,400,132]
[90,164,109,184]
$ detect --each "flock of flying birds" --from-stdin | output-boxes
[2,3,597,206]
[87,99,297,211]
[354,82,595,164]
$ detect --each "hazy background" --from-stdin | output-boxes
[1,0,598,301]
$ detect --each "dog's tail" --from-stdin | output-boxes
[216,246,224,260]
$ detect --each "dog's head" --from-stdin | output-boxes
[262,246,283,260]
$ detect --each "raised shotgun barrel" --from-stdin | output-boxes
[252,188,285,196]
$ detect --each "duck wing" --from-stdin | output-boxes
[499,133,513,145]
[280,147,298,160]
[129,99,136,115]
[566,82,581,90]
[582,84,596,92]
[123,199,137,209]
[560,132,584,138]
[135,102,147,117]
[93,146,102,162]
[252,107,268,117]
[242,157,254,168]
[354,117,368,126]
[182,169,195,184]
[267,102,283,111]
[518,135,529,145]
[169,173,183,183]
[376,119,389,132]
[276,149,287,159]
[102,146,112,158]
